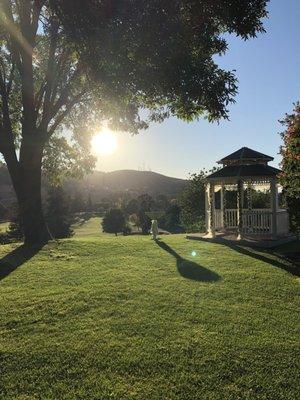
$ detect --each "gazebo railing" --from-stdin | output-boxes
[214,208,290,235]
[242,209,272,234]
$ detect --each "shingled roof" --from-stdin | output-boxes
[206,164,281,180]
[218,147,274,164]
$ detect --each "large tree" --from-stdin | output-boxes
[279,103,300,237]
[0,0,268,245]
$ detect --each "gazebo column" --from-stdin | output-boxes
[270,178,278,237]
[220,183,226,230]
[237,179,243,240]
[247,182,253,210]
[206,182,215,238]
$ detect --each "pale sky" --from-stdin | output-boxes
[95,0,300,179]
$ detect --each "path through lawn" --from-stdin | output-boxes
[0,231,299,399]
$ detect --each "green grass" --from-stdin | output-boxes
[0,221,9,233]
[72,217,103,237]
[0,222,299,399]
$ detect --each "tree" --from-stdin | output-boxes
[179,171,207,232]
[279,103,300,237]
[164,203,183,233]
[137,209,151,235]
[0,1,268,245]
[102,208,126,236]
[45,185,73,239]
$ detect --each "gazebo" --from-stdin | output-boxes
[204,147,290,240]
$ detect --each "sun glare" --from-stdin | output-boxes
[91,130,118,155]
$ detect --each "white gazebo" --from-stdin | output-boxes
[205,147,290,240]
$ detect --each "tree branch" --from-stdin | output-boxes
[41,18,59,126]
[47,91,85,137]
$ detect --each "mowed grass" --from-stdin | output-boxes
[72,216,103,237]
[0,221,9,233]
[0,222,299,399]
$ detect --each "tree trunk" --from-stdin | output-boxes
[18,169,51,247]
[5,137,51,247]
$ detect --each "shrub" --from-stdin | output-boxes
[102,209,126,236]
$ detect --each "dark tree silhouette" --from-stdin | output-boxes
[46,186,73,239]
[102,209,126,236]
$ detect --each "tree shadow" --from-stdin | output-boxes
[0,244,43,281]
[193,237,300,277]
[155,240,220,282]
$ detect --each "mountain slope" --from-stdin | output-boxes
[0,165,188,207]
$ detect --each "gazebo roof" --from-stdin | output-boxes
[218,147,274,164]
[207,164,281,180]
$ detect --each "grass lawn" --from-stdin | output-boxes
[72,217,103,237]
[0,221,9,233]
[0,223,299,399]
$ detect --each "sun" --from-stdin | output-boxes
[91,130,118,155]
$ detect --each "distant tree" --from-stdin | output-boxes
[46,186,74,239]
[164,203,183,233]
[137,194,154,212]
[129,213,140,231]
[102,209,126,236]
[6,204,23,241]
[124,199,139,216]
[70,192,86,213]
[279,103,300,236]
[137,210,151,235]
[179,171,207,232]
[86,193,93,212]
[155,195,170,211]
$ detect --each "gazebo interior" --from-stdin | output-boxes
[204,147,290,240]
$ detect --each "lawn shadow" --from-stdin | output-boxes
[155,240,220,282]
[0,244,43,281]
[193,237,299,277]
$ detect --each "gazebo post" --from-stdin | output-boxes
[237,179,243,240]
[270,178,278,237]
[247,182,253,210]
[220,183,226,230]
[205,183,209,232]
[206,182,215,238]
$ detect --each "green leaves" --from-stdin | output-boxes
[279,103,300,235]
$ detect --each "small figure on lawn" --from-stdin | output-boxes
[150,219,159,240]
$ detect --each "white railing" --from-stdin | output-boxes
[242,209,271,234]
[225,209,237,228]
[213,208,290,235]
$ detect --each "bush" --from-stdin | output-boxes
[102,209,126,236]
[122,224,132,236]
[46,186,74,239]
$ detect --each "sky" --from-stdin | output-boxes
[95,0,300,179]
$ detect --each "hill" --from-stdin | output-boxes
[0,229,299,399]
[65,170,188,200]
[0,164,188,208]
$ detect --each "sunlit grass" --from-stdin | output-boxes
[0,223,299,399]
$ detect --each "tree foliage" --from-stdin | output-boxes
[279,103,300,236]
[45,185,74,239]
[179,171,207,232]
[102,208,126,235]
